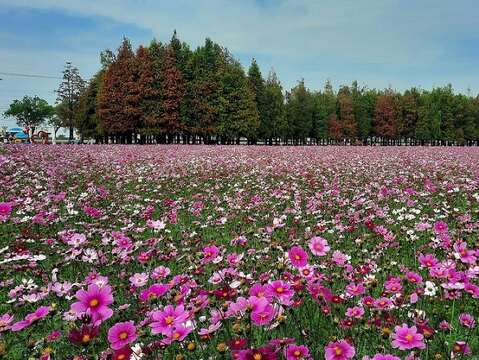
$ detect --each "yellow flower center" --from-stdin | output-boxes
[173,331,181,339]
[335,347,342,355]
[294,350,301,357]
[82,334,91,343]
[118,355,126,360]
[276,287,284,293]
[253,354,262,360]
[406,334,414,342]
[295,255,301,260]
[119,331,128,340]
[165,316,174,325]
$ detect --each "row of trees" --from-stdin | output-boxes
[4,32,479,144]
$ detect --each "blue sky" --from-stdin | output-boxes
[1,0,479,129]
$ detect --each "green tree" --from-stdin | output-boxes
[263,70,286,144]
[247,59,267,141]
[337,86,357,140]
[285,80,313,144]
[56,62,86,141]
[218,60,259,143]
[76,72,103,141]
[4,96,54,136]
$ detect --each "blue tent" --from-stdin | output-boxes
[14,132,28,139]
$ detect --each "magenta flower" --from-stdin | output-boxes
[324,340,355,360]
[150,304,189,335]
[345,282,365,297]
[433,220,448,234]
[70,283,114,323]
[139,283,170,302]
[288,246,309,268]
[237,346,277,360]
[391,324,426,350]
[250,297,276,326]
[345,306,364,318]
[458,313,475,328]
[0,313,14,332]
[108,321,137,350]
[202,245,220,264]
[11,306,50,332]
[405,271,423,284]
[309,236,330,256]
[266,280,294,304]
[453,241,477,264]
[249,283,272,300]
[285,344,311,359]
[164,324,192,343]
[418,253,438,268]
[371,355,401,360]
[0,202,13,221]
[384,277,402,293]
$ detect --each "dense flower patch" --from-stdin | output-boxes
[0,145,478,359]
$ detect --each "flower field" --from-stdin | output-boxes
[0,145,478,360]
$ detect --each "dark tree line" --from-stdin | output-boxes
[74,33,479,145]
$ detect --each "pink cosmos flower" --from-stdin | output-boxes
[418,253,438,268]
[164,324,192,344]
[139,283,170,302]
[107,321,137,350]
[70,283,113,323]
[453,242,477,264]
[405,271,423,284]
[150,304,189,335]
[391,324,426,350]
[0,202,13,221]
[325,340,355,360]
[249,283,272,300]
[83,206,102,218]
[433,220,448,234]
[370,355,401,360]
[266,280,294,305]
[129,272,149,288]
[332,250,349,266]
[11,306,50,332]
[384,277,402,293]
[151,266,171,280]
[202,245,219,264]
[285,344,311,360]
[373,297,393,310]
[288,246,309,268]
[309,236,330,256]
[113,233,133,249]
[345,282,365,297]
[345,306,364,318]
[458,313,475,328]
[250,297,276,326]
[0,313,14,332]
[237,346,277,360]
[67,233,87,247]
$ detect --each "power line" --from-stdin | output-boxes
[0,72,61,80]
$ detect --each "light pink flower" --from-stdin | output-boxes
[309,236,330,256]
